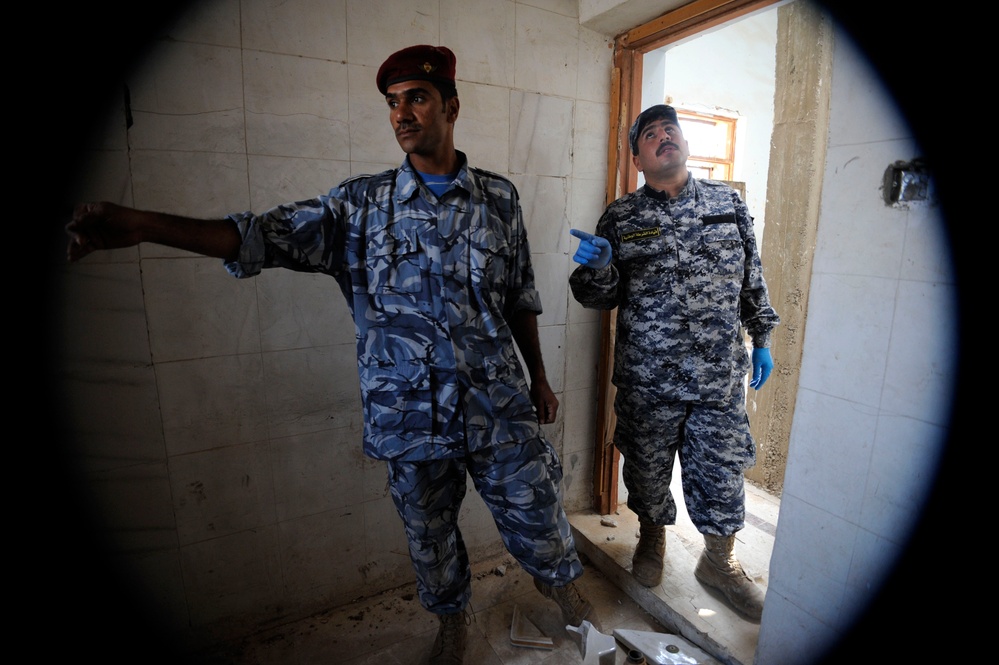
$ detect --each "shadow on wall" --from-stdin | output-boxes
[27,1,974,662]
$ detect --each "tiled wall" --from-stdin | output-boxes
[58,0,612,649]
[754,21,956,664]
[55,1,956,661]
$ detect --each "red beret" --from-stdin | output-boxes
[376,45,456,95]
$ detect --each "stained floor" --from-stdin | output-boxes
[193,467,776,664]
[195,548,682,664]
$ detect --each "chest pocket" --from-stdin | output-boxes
[365,224,423,294]
[468,216,510,292]
[617,229,676,297]
[699,214,744,278]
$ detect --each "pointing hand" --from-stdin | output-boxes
[570,229,612,270]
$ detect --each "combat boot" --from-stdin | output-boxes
[632,521,666,587]
[534,578,600,630]
[427,611,468,664]
[694,533,765,621]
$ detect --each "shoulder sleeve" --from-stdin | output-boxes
[496,179,543,317]
[735,191,780,346]
[223,192,347,279]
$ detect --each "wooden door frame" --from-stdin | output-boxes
[592,0,781,515]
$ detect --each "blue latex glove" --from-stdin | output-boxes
[570,229,612,269]
[750,347,774,390]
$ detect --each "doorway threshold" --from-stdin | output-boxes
[568,478,779,665]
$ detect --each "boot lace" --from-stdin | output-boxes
[555,584,587,623]
[431,611,469,664]
[635,524,665,558]
[536,579,591,625]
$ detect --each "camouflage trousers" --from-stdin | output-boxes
[613,385,756,536]
[387,435,584,614]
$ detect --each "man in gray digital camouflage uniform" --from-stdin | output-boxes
[66,44,595,665]
[569,104,779,622]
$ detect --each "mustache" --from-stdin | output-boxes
[396,122,421,135]
[656,142,679,156]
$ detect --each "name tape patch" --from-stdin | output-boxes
[621,227,661,243]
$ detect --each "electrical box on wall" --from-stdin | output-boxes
[882,158,932,207]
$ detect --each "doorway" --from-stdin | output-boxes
[576,2,831,661]
[590,0,826,514]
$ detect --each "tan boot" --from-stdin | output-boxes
[632,522,666,587]
[694,534,765,621]
[428,611,468,664]
[534,578,599,630]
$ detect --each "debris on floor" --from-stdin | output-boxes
[509,605,553,650]
[566,619,616,665]
[613,628,718,664]
[601,516,618,527]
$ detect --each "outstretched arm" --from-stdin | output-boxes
[66,201,242,263]
[509,309,558,424]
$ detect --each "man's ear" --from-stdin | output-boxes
[447,97,460,123]
[631,153,643,173]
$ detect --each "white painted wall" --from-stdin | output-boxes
[579,0,688,35]
[754,21,956,665]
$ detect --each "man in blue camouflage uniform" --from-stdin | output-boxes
[569,104,779,622]
[67,45,595,665]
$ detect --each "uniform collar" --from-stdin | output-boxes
[395,151,472,204]
[642,173,695,203]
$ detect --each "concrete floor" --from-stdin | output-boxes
[194,548,691,664]
[573,478,778,665]
[194,474,777,665]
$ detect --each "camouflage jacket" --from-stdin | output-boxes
[225,153,543,461]
[569,177,779,402]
